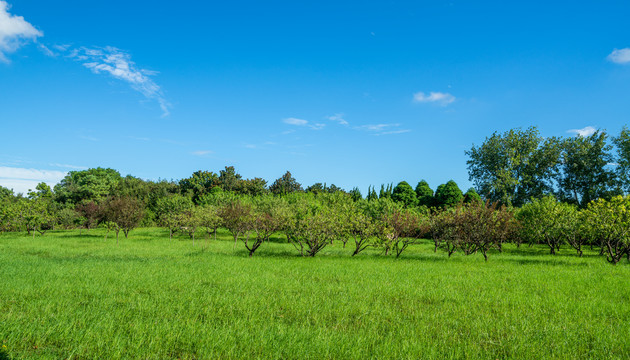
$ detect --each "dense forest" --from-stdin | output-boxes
[2,126,630,263]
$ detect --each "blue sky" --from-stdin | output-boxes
[1,0,630,195]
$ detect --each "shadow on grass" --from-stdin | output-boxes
[0,350,11,360]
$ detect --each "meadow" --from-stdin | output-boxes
[1,228,629,359]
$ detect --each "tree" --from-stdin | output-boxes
[270,171,302,195]
[391,181,418,208]
[155,195,194,240]
[366,186,378,201]
[613,126,630,193]
[54,167,122,204]
[434,180,463,208]
[517,196,576,255]
[235,177,268,196]
[75,201,101,231]
[463,187,482,204]
[218,199,252,249]
[582,196,630,264]
[241,196,289,257]
[349,187,362,202]
[198,204,222,241]
[102,197,145,243]
[556,130,618,207]
[179,170,219,204]
[415,180,433,207]
[218,166,242,192]
[466,127,561,206]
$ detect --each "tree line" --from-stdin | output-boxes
[1,126,630,264]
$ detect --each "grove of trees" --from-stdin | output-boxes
[2,126,630,264]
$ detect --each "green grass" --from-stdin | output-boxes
[1,228,629,359]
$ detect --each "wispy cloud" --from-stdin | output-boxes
[283,117,326,130]
[326,113,349,125]
[357,123,410,136]
[567,126,597,137]
[0,166,67,195]
[0,1,42,62]
[607,48,630,64]
[49,163,88,170]
[413,91,456,106]
[67,46,170,116]
[191,150,213,156]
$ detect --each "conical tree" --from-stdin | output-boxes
[415,180,434,207]
[392,181,418,207]
[434,180,464,208]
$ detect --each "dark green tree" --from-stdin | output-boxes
[218,166,242,192]
[434,180,464,208]
[179,170,219,203]
[415,180,434,207]
[391,181,418,207]
[556,130,618,207]
[613,126,630,193]
[270,171,302,195]
[366,186,378,201]
[463,187,482,203]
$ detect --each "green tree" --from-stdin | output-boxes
[218,166,242,192]
[179,170,219,203]
[517,196,577,255]
[155,194,194,240]
[101,196,145,243]
[434,180,464,208]
[54,167,122,204]
[463,187,482,204]
[556,130,617,207]
[391,181,418,208]
[466,127,561,206]
[270,171,302,195]
[582,196,630,264]
[366,186,378,201]
[613,126,630,193]
[414,180,434,207]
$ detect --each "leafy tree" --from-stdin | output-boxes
[75,201,101,231]
[378,183,393,199]
[235,177,268,196]
[155,194,194,240]
[613,126,630,193]
[242,196,289,256]
[582,196,630,264]
[179,170,219,203]
[556,130,618,207]
[270,171,302,195]
[218,199,252,249]
[466,127,561,206]
[54,167,122,204]
[517,196,576,255]
[198,204,222,241]
[28,182,53,199]
[366,185,378,201]
[102,196,145,243]
[0,186,14,201]
[463,187,482,204]
[178,207,203,245]
[391,181,418,208]
[434,180,464,208]
[218,166,242,192]
[349,187,362,202]
[415,180,433,207]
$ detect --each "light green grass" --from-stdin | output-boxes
[1,228,629,359]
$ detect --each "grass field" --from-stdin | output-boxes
[1,228,629,359]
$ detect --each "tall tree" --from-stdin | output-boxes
[54,167,122,204]
[613,126,630,193]
[556,130,617,207]
[179,170,219,203]
[466,127,561,206]
[269,171,302,195]
[218,166,242,192]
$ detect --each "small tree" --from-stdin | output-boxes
[102,197,145,243]
[582,196,630,264]
[155,195,194,240]
[218,199,252,249]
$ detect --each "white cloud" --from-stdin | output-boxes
[68,46,170,117]
[0,166,67,195]
[191,150,213,156]
[357,123,410,135]
[567,126,597,137]
[283,117,325,130]
[607,48,630,64]
[283,117,308,126]
[49,163,88,170]
[413,91,456,106]
[326,113,349,125]
[0,1,42,62]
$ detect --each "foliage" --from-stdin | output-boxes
[517,196,577,255]
[179,170,219,204]
[101,197,145,241]
[54,167,122,204]
[434,180,464,208]
[415,180,433,207]
[582,196,630,264]
[391,181,418,208]
[463,187,482,204]
[466,127,561,206]
[269,171,302,195]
